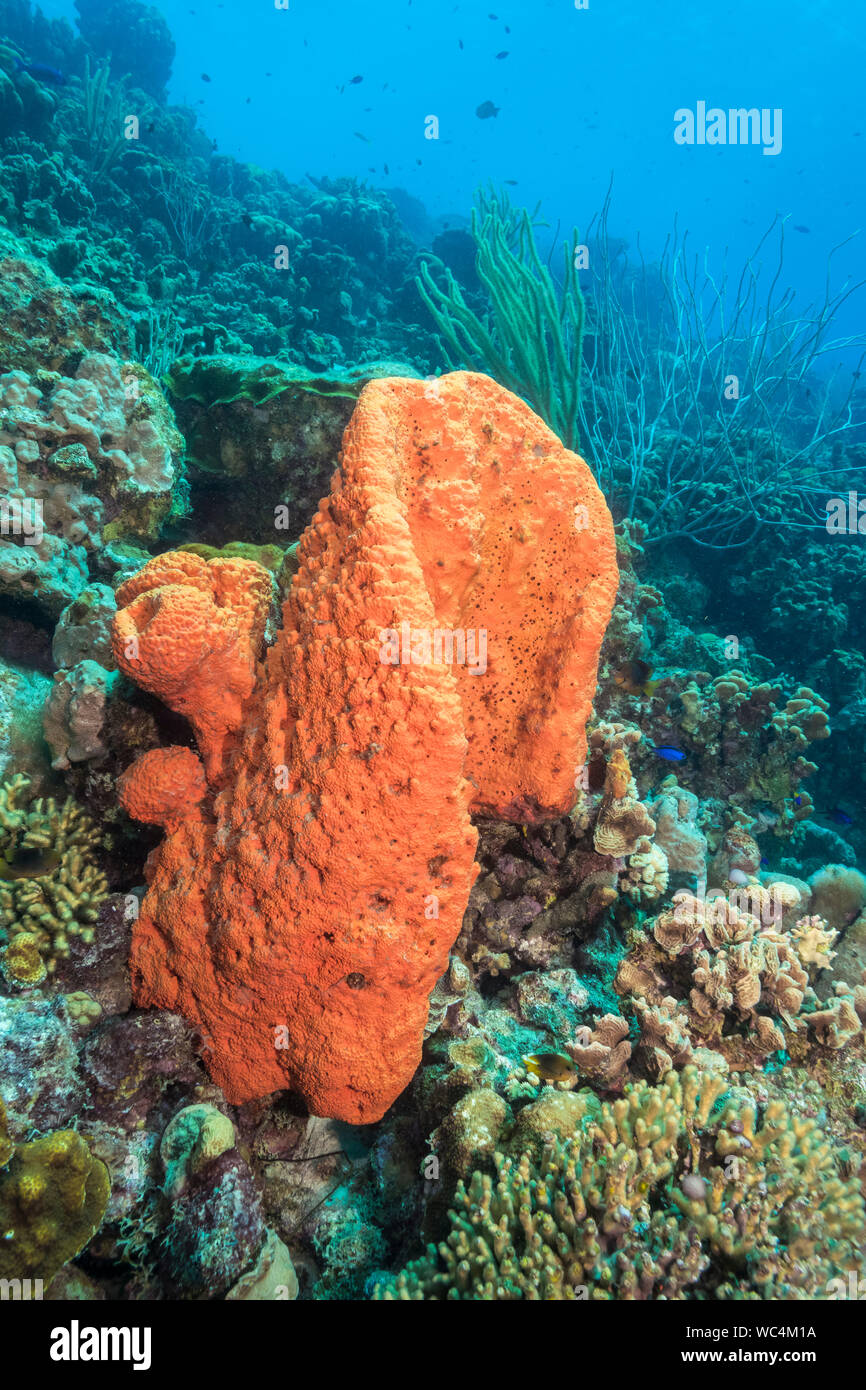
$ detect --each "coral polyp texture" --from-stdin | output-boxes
[111,372,618,1122]
[0,773,108,987]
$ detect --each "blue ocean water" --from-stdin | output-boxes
[35,0,866,345]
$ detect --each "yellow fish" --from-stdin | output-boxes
[522,1052,577,1083]
[613,659,659,698]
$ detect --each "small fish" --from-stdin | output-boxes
[459,39,464,48]
[384,163,390,174]
[0,846,62,881]
[241,214,253,227]
[504,179,518,185]
[201,73,211,82]
[354,131,371,142]
[350,74,363,84]
[651,745,686,762]
[614,659,658,698]
[828,807,854,826]
[13,56,66,86]
[522,1052,577,1083]
[793,224,810,233]
[496,50,509,58]
[489,11,498,17]
[476,99,500,119]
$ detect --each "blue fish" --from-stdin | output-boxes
[13,56,66,86]
[651,745,686,762]
[828,807,854,827]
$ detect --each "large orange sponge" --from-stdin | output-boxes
[114,372,617,1122]
[112,553,273,779]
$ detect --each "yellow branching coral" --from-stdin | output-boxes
[0,1100,111,1284]
[374,1068,865,1300]
[0,774,107,983]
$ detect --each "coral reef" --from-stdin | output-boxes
[615,887,865,1074]
[375,1066,865,1299]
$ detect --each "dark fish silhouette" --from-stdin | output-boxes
[476,100,500,119]
[496,50,509,58]
[350,75,363,84]
[13,56,66,86]
[201,73,211,82]
[614,659,658,697]
[793,224,810,233]
[0,845,61,880]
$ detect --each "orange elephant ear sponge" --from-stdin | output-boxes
[118,747,209,831]
[111,553,273,779]
[336,372,618,821]
[113,372,617,1124]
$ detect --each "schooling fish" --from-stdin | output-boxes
[614,659,658,698]
[651,745,686,762]
[0,846,61,881]
[522,1052,577,1083]
[350,74,363,84]
[13,56,66,86]
[476,100,500,119]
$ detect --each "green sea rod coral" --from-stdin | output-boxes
[417,186,586,450]
[374,1067,864,1300]
[0,774,108,984]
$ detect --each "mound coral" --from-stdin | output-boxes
[112,372,618,1122]
[375,1066,865,1299]
[0,774,108,986]
[0,353,185,615]
[0,1097,110,1285]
